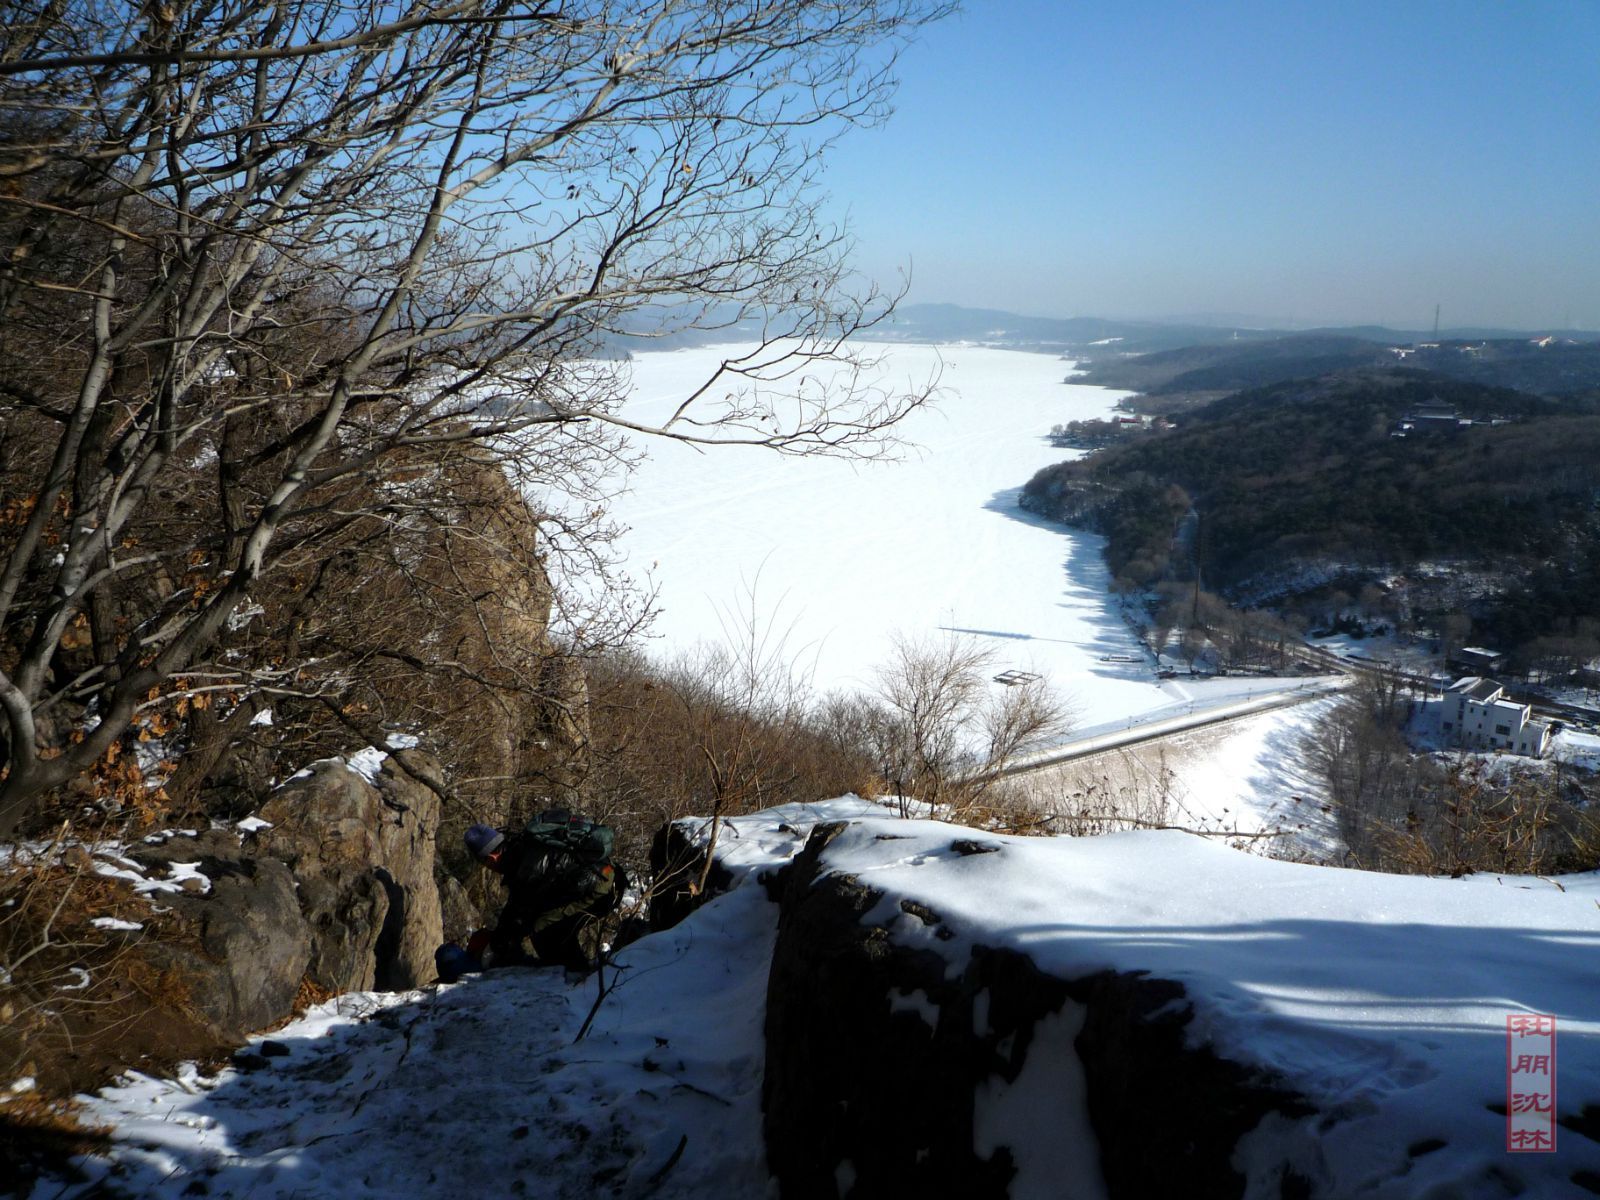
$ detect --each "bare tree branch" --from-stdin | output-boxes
[0,0,953,834]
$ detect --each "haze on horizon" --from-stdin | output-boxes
[825,0,1600,333]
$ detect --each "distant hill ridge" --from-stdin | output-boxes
[594,302,1600,398]
[869,302,1598,355]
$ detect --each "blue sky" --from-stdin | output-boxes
[823,1,1600,330]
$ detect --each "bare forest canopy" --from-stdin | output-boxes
[0,0,954,839]
[1020,370,1600,653]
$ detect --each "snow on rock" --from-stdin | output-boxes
[343,747,387,783]
[53,799,1600,1199]
[90,850,209,896]
[712,801,1600,1197]
[637,797,1600,1194]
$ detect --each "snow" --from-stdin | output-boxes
[608,343,1299,733]
[55,800,1600,1198]
[90,918,144,932]
[1150,696,1341,853]
[717,804,1600,1196]
[88,845,211,897]
[886,987,940,1030]
[1554,730,1600,771]
[343,747,387,782]
[58,967,92,991]
[973,1002,1102,1200]
[163,862,210,894]
[235,816,273,833]
[340,738,421,784]
[62,878,780,1200]
[1310,630,1443,675]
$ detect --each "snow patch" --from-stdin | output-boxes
[90,917,144,932]
[886,987,939,1031]
[344,747,387,782]
[973,1001,1104,1200]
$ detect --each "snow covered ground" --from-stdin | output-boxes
[52,799,1600,1199]
[1555,730,1600,772]
[54,874,783,1200]
[1148,696,1342,853]
[1309,630,1445,676]
[46,341,1600,1196]
[605,342,1301,730]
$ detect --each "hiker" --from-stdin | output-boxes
[459,810,621,973]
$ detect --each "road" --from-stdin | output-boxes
[995,676,1350,779]
[988,635,1600,785]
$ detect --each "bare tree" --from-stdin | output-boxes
[869,633,1073,813]
[0,0,952,835]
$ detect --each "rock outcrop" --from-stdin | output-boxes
[758,822,1312,1200]
[256,751,445,991]
[132,835,312,1038]
[121,751,447,1049]
[647,816,737,931]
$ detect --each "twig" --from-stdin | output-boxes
[645,1135,688,1188]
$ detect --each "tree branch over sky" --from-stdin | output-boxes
[0,0,953,834]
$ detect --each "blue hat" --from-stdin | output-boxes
[464,823,505,860]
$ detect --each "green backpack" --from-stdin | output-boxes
[523,808,615,866]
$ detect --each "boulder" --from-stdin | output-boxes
[437,871,481,945]
[256,751,445,992]
[180,857,311,1034]
[143,855,311,1039]
[125,829,309,1038]
[647,817,738,932]
[761,821,1311,1200]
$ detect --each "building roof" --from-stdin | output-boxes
[1449,676,1504,701]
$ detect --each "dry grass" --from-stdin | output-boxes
[291,974,339,1018]
[1352,762,1600,877]
[1,829,222,1102]
[0,1093,113,1197]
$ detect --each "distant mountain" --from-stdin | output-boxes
[1078,334,1390,397]
[860,303,1600,360]
[590,300,1600,384]
[861,303,1285,355]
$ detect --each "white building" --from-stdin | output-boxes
[1439,677,1551,757]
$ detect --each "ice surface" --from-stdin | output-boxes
[609,343,1264,733]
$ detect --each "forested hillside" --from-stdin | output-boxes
[1021,370,1600,649]
[1075,333,1600,406]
